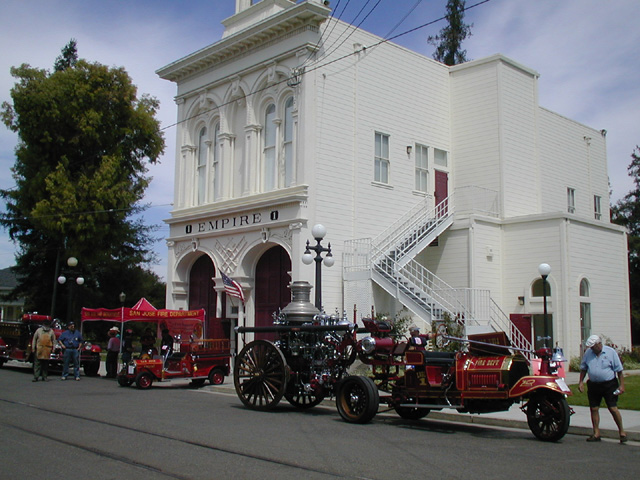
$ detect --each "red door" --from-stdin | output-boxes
[509,313,532,347]
[434,170,448,215]
[189,255,224,339]
[255,246,292,341]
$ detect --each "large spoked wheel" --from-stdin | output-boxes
[135,371,154,390]
[336,376,379,424]
[285,389,325,409]
[394,398,430,420]
[526,392,570,442]
[234,340,288,410]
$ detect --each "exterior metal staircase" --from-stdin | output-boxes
[344,189,532,354]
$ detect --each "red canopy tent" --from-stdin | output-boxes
[81,298,205,340]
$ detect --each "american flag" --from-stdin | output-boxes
[220,272,245,303]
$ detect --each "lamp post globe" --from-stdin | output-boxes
[311,224,326,240]
[538,263,551,277]
[67,256,78,268]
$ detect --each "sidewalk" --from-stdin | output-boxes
[427,370,640,442]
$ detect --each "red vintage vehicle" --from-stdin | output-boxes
[117,338,230,389]
[235,312,573,442]
[0,314,101,376]
[339,319,573,441]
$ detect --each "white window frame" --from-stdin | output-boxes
[374,132,390,184]
[283,97,294,188]
[567,187,576,214]
[434,148,448,167]
[263,103,277,191]
[415,144,428,193]
[212,122,221,201]
[197,127,208,205]
[594,195,602,220]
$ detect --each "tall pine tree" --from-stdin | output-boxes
[612,146,640,343]
[0,40,166,319]
[428,0,473,66]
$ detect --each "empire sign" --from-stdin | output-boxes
[184,209,282,235]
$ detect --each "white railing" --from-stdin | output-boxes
[373,195,453,265]
[454,185,500,217]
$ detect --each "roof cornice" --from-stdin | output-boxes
[156,1,330,83]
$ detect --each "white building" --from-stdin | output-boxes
[157,0,630,360]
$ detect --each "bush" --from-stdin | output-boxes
[569,356,581,372]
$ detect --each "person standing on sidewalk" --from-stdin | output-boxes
[578,334,627,444]
[105,327,121,378]
[31,319,57,381]
[59,322,84,381]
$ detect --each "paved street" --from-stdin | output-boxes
[0,363,638,480]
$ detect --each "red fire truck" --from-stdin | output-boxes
[0,314,102,376]
[117,338,230,389]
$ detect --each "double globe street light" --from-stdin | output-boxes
[302,224,334,310]
[57,256,85,324]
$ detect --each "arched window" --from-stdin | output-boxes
[580,278,590,297]
[212,122,221,201]
[532,278,552,349]
[264,104,276,191]
[531,278,551,297]
[283,97,294,187]
[197,127,207,204]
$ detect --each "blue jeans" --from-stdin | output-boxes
[63,348,80,378]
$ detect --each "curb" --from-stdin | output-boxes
[427,411,639,442]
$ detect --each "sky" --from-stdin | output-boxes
[1,0,638,281]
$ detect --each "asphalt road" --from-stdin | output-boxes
[1,363,637,480]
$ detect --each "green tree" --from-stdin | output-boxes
[427,0,473,66]
[0,40,165,320]
[611,146,640,344]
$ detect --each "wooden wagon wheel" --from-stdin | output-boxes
[234,340,288,410]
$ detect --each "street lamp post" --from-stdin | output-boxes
[538,263,551,346]
[119,292,126,357]
[301,224,334,311]
[57,257,85,324]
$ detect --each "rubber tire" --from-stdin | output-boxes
[190,378,206,387]
[135,371,154,390]
[526,392,570,442]
[117,375,133,387]
[395,402,430,420]
[208,368,225,385]
[336,376,379,424]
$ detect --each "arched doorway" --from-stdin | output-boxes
[189,255,224,339]
[254,245,291,340]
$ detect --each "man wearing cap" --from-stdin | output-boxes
[31,320,57,381]
[578,334,626,443]
[59,322,84,381]
[105,327,121,378]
